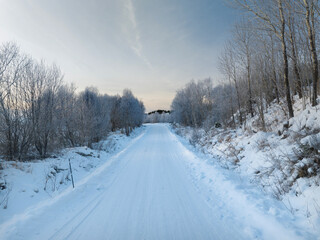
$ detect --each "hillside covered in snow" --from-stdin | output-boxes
[173,96,320,237]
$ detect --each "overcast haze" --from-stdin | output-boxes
[0,0,238,111]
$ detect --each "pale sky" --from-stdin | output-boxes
[0,0,238,112]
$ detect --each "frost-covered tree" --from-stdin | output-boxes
[171,79,215,127]
[0,42,145,160]
[119,89,145,136]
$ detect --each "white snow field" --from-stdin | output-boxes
[0,124,309,240]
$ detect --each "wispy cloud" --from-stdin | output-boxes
[123,0,152,69]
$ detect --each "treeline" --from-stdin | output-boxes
[172,0,320,129]
[0,42,145,160]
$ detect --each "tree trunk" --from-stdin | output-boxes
[228,77,236,127]
[270,34,280,103]
[288,15,303,99]
[246,48,254,117]
[279,0,294,118]
[234,78,243,125]
[304,0,318,106]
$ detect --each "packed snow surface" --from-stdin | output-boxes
[0,124,310,239]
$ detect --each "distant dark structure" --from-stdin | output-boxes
[145,110,172,123]
[147,110,171,115]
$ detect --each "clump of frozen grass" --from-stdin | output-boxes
[189,129,202,146]
[44,165,69,192]
[0,179,11,209]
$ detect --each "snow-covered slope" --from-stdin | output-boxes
[173,96,320,237]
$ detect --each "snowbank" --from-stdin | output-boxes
[0,126,146,224]
[172,96,320,237]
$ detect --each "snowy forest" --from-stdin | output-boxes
[0,42,145,160]
[172,0,320,129]
[1,1,320,239]
[170,1,320,236]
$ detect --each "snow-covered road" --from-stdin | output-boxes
[0,124,305,239]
